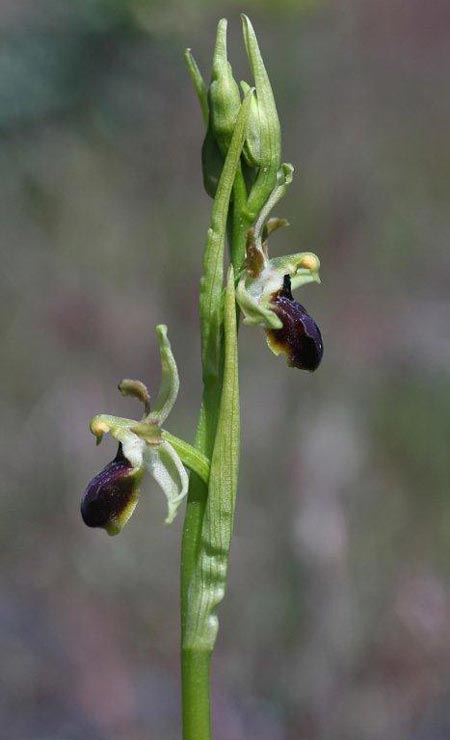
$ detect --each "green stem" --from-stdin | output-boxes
[182,650,212,740]
[230,166,252,273]
[180,92,252,740]
[183,268,240,652]
[199,87,254,381]
[181,90,252,600]
[182,270,239,740]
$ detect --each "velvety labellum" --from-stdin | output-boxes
[267,275,323,371]
[81,444,142,535]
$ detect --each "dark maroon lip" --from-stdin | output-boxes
[267,274,323,372]
[81,444,135,530]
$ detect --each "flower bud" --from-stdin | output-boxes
[208,19,242,157]
[81,444,143,536]
[240,79,262,167]
[266,275,323,371]
[202,124,225,198]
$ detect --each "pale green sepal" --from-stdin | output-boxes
[144,440,189,524]
[254,163,294,247]
[184,267,240,651]
[234,162,294,289]
[146,325,179,425]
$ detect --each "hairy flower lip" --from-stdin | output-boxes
[267,275,323,371]
[81,444,142,535]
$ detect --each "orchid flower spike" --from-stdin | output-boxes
[236,219,323,372]
[81,325,188,535]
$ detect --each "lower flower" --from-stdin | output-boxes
[81,325,190,535]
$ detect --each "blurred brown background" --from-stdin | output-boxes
[1,1,449,738]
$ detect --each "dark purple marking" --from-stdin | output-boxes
[267,275,323,371]
[81,444,136,530]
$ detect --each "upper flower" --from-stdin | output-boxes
[81,325,189,535]
[236,219,323,372]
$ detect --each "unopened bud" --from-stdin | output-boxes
[208,19,242,157]
[202,124,225,198]
[240,79,262,167]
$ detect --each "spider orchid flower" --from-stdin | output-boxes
[236,221,323,371]
[81,325,189,535]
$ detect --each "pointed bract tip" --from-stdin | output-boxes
[213,19,229,71]
[156,324,168,339]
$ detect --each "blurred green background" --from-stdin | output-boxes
[1,1,449,738]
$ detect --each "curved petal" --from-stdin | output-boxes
[143,440,189,524]
[253,163,294,245]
